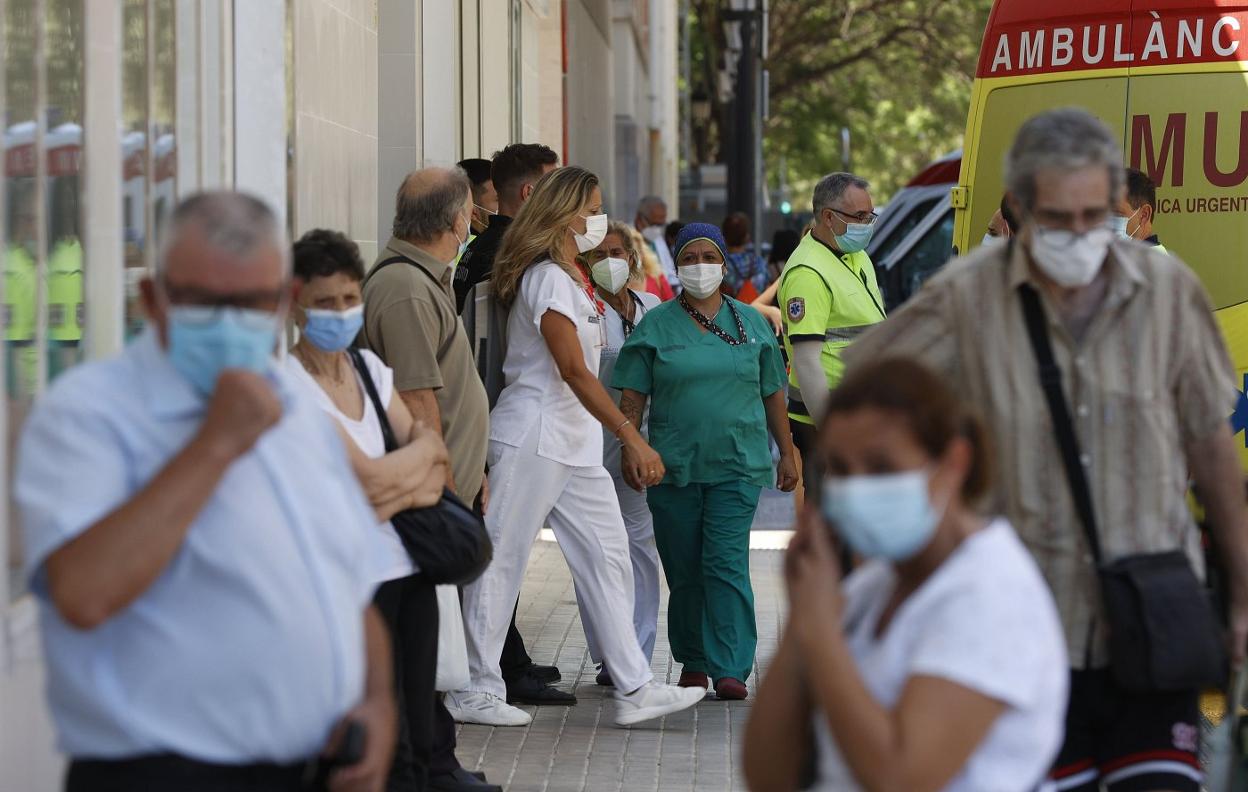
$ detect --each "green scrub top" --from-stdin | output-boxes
[612,296,786,488]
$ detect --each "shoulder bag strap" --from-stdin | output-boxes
[363,254,443,291]
[1016,279,1104,564]
[348,349,400,454]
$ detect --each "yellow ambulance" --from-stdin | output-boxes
[956,0,1248,460]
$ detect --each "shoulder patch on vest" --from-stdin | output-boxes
[786,297,805,322]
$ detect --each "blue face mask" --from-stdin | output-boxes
[820,470,944,561]
[166,306,280,396]
[1109,215,1130,239]
[834,221,874,254]
[454,218,471,259]
[302,305,364,352]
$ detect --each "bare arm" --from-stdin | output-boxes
[327,606,397,791]
[743,628,814,792]
[766,389,799,492]
[618,389,648,429]
[399,387,455,493]
[752,281,784,334]
[540,311,664,487]
[1188,423,1248,664]
[44,372,280,630]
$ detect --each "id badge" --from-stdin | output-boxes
[588,312,605,348]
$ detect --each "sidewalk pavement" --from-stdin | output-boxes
[453,537,787,792]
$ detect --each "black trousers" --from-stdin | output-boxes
[374,575,438,792]
[791,419,820,498]
[501,602,533,680]
[66,755,326,792]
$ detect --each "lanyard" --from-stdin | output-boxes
[574,262,606,316]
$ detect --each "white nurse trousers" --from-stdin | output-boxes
[577,478,660,664]
[461,429,654,699]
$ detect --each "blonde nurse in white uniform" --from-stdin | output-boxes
[450,167,705,729]
[576,221,663,685]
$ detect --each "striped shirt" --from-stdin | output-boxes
[844,239,1237,668]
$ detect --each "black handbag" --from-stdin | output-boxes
[348,349,492,587]
[1018,282,1226,691]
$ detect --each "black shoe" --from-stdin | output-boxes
[429,767,502,792]
[529,663,561,683]
[506,670,577,705]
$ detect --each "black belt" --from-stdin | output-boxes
[67,753,329,792]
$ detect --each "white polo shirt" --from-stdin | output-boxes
[17,329,381,763]
[489,260,605,468]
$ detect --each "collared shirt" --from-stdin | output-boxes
[362,237,489,501]
[16,329,379,762]
[844,240,1237,667]
[489,261,606,467]
[454,214,512,313]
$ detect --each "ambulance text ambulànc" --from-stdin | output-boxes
[956,0,1248,460]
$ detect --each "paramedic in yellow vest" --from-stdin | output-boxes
[47,236,84,380]
[778,172,886,495]
[1113,167,1167,254]
[5,241,37,398]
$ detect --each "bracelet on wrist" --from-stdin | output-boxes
[613,418,632,438]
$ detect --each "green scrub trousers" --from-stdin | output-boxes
[611,296,786,685]
[647,481,762,682]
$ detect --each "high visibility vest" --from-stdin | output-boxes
[47,238,84,342]
[4,245,36,343]
[778,233,886,425]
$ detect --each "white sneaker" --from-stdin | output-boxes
[613,681,706,726]
[444,690,532,727]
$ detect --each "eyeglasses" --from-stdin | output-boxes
[830,208,879,226]
[161,279,288,314]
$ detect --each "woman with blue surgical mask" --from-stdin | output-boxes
[285,229,500,792]
[744,357,1068,792]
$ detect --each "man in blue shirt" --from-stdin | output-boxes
[16,192,396,792]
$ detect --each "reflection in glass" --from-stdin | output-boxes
[5,0,37,600]
[122,0,148,340]
[46,0,85,382]
[153,0,176,255]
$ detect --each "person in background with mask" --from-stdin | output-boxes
[287,229,499,792]
[983,195,1019,246]
[453,166,706,728]
[744,358,1067,792]
[16,192,396,792]
[777,172,886,500]
[846,108,1248,792]
[613,222,799,701]
[1113,167,1167,253]
[573,220,663,688]
[455,159,497,271]
[635,195,680,292]
[454,144,559,312]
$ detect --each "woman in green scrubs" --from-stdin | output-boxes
[612,222,798,701]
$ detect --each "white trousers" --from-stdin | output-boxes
[461,432,653,699]
[577,478,660,664]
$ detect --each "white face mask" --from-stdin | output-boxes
[591,257,631,294]
[677,263,724,299]
[641,225,664,243]
[1029,226,1114,288]
[981,233,1001,247]
[573,213,609,253]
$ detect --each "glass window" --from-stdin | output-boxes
[122,0,148,340]
[873,196,937,266]
[899,209,956,305]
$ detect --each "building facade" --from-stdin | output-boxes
[0,1,679,785]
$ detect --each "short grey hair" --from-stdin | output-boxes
[393,167,472,242]
[1006,108,1125,213]
[812,172,870,214]
[636,195,666,215]
[157,191,288,274]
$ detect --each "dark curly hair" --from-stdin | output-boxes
[292,229,366,283]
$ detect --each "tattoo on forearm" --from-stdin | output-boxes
[619,392,645,427]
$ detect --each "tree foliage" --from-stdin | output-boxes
[688,0,993,203]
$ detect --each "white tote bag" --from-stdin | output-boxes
[434,584,470,692]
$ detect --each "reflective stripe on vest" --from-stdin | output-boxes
[825,324,877,343]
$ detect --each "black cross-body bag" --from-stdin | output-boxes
[347,349,492,587]
[1017,282,1226,691]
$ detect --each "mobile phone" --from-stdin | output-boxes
[327,719,367,768]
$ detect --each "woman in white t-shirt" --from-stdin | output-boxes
[453,166,705,728]
[744,357,1068,792]
[285,229,502,792]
